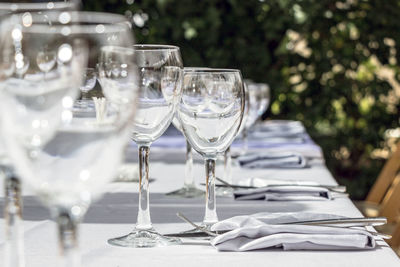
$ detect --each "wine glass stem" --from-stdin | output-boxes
[184,141,195,188]
[136,145,152,230]
[56,210,80,267]
[223,146,232,184]
[3,173,25,267]
[203,158,218,225]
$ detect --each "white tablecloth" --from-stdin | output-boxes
[0,127,399,266]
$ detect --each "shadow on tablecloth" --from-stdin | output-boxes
[0,193,308,224]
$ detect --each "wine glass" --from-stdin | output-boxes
[177,68,245,226]
[74,68,97,110]
[108,44,183,248]
[166,67,210,198]
[241,80,270,152]
[165,116,205,198]
[0,11,137,267]
[0,2,79,267]
[218,81,249,195]
[255,83,270,122]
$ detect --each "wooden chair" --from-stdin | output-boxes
[355,142,400,223]
[354,141,400,253]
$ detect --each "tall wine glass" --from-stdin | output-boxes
[74,68,97,110]
[0,11,137,267]
[108,44,183,248]
[0,2,79,267]
[178,68,244,226]
[241,81,270,152]
[255,83,270,122]
[219,81,249,195]
[166,67,210,198]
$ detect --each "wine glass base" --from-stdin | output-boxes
[166,186,204,198]
[108,229,181,248]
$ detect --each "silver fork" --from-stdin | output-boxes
[215,177,347,193]
[176,213,218,237]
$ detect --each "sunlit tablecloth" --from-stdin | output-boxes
[0,123,399,266]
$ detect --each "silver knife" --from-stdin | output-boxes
[203,183,347,193]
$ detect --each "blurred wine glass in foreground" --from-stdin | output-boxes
[0,11,137,266]
[0,1,79,267]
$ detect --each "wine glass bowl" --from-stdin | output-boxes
[0,11,88,149]
[179,69,244,158]
[244,81,271,131]
[131,45,182,144]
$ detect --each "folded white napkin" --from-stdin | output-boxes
[257,120,305,132]
[250,126,305,139]
[234,185,331,201]
[237,152,307,169]
[210,212,375,251]
[211,212,345,229]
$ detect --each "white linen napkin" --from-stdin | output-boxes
[257,120,305,132]
[234,186,331,201]
[237,152,307,169]
[210,212,375,251]
[250,126,305,139]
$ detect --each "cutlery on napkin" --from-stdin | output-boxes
[237,152,307,169]
[234,185,332,201]
[214,177,347,193]
[165,212,387,237]
[210,224,376,251]
[209,212,379,251]
[166,212,386,250]
[209,212,382,229]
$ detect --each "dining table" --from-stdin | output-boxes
[0,120,399,266]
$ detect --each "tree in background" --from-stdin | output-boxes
[83,0,400,199]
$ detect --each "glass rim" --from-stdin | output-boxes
[0,1,78,11]
[5,11,130,34]
[183,67,241,74]
[134,44,180,52]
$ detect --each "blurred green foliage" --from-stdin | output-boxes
[83,0,400,200]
